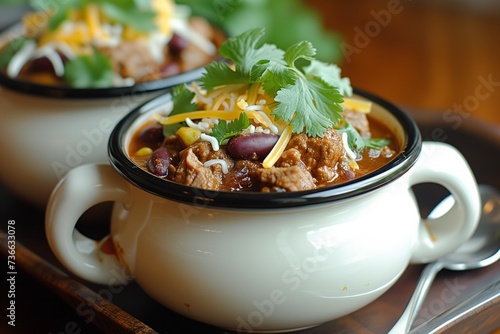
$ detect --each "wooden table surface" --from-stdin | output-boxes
[307,0,500,127]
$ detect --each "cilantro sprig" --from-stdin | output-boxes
[200,28,351,137]
[201,28,284,89]
[29,0,157,32]
[163,85,198,136]
[211,113,251,144]
[63,50,114,88]
[337,122,390,152]
[170,84,198,115]
[0,38,27,69]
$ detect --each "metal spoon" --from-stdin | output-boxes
[388,184,500,334]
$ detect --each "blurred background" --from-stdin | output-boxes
[306,0,500,129]
[0,2,499,333]
[1,0,499,127]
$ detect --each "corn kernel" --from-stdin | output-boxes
[135,147,153,157]
[177,127,201,147]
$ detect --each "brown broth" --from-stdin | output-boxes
[355,116,399,178]
[128,115,399,191]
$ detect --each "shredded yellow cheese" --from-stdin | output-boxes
[246,83,260,105]
[236,98,248,110]
[342,97,372,113]
[25,1,176,54]
[347,158,359,170]
[155,110,241,125]
[155,110,275,129]
[211,92,230,110]
[152,0,174,36]
[262,126,293,168]
[84,4,101,41]
[161,83,374,170]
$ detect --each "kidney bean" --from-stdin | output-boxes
[168,34,188,57]
[138,125,164,146]
[227,133,279,161]
[28,57,52,72]
[27,52,68,73]
[159,62,181,78]
[223,165,254,191]
[147,147,171,177]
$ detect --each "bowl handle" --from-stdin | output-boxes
[408,141,481,263]
[45,163,132,285]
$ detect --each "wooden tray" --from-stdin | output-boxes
[1,110,499,334]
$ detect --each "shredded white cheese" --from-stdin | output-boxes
[112,73,135,86]
[201,117,219,126]
[368,148,381,158]
[204,159,228,174]
[197,121,211,131]
[186,117,210,132]
[227,92,238,110]
[245,104,264,111]
[147,31,170,64]
[257,111,279,134]
[237,98,248,110]
[342,132,357,160]
[31,44,65,77]
[171,17,216,55]
[200,133,219,151]
[7,39,36,77]
[189,82,213,105]
[55,42,76,60]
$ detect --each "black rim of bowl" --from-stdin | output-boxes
[108,88,422,209]
[0,21,219,99]
[0,67,206,99]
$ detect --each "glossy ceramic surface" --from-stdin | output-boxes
[0,21,215,206]
[45,92,481,332]
[0,86,161,206]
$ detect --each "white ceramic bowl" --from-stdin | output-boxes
[0,22,217,206]
[45,91,481,332]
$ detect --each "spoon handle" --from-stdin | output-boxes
[388,261,445,334]
[408,280,500,333]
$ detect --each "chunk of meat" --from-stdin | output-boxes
[222,160,261,191]
[170,149,221,190]
[99,41,161,82]
[343,109,371,138]
[170,141,237,190]
[276,129,347,185]
[258,165,316,192]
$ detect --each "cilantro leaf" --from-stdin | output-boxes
[210,112,251,144]
[30,0,81,30]
[0,38,27,69]
[163,84,198,136]
[100,0,157,32]
[363,138,391,150]
[273,77,343,137]
[303,60,353,96]
[218,28,285,76]
[336,122,390,152]
[284,40,316,67]
[201,28,284,90]
[29,0,156,32]
[170,84,197,115]
[200,28,350,137]
[200,61,250,90]
[336,122,365,151]
[64,51,114,88]
[253,60,296,97]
